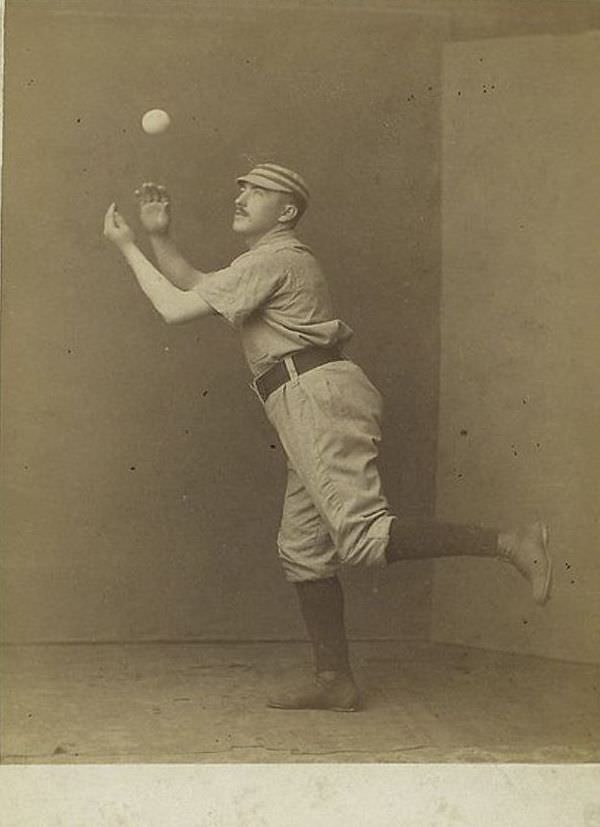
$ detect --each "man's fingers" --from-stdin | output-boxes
[134,183,152,203]
[134,182,169,203]
[105,203,125,227]
[143,182,159,202]
[103,203,117,236]
[114,209,127,228]
[104,202,115,225]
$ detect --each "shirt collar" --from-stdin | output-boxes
[248,225,301,252]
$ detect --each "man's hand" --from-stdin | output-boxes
[135,182,171,235]
[103,203,135,248]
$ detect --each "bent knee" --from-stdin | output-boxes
[337,522,392,569]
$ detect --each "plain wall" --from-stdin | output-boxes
[3,1,600,644]
[434,32,600,664]
[1,1,441,642]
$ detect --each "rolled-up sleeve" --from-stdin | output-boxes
[192,253,285,328]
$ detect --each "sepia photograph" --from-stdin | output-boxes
[1,0,600,822]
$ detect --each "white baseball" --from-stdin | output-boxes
[141,109,171,135]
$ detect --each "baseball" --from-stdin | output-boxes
[141,109,171,135]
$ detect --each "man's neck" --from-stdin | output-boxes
[243,223,297,251]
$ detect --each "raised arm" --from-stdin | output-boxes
[103,203,215,324]
[135,182,204,290]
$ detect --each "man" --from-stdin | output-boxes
[103,162,552,712]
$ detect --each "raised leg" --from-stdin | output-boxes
[385,518,552,605]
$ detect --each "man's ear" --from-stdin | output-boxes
[278,202,299,224]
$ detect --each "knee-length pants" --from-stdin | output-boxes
[262,359,393,582]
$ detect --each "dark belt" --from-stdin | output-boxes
[255,347,346,402]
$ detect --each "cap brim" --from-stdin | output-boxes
[236,173,294,194]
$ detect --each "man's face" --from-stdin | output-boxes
[232,183,291,239]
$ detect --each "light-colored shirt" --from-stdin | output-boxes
[192,226,353,377]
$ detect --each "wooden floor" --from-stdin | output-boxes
[1,641,599,764]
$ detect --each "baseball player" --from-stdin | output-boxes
[103,163,552,712]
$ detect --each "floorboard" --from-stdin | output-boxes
[2,641,598,764]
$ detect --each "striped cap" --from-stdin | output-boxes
[236,163,310,205]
